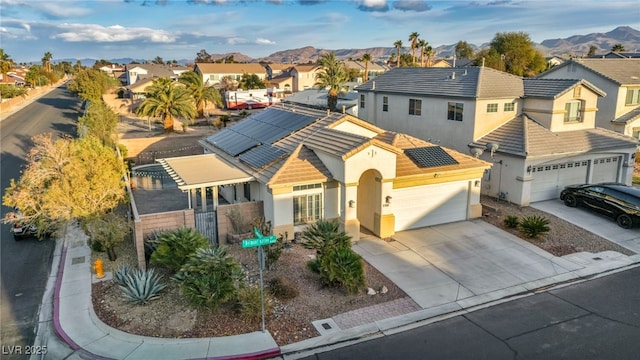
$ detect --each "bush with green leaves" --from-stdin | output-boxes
[237,285,274,323]
[519,215,551,238]
[503,215,519,229]
[268,277,299,300]
[175,247,243,309]
[150,227,209,272]
[318,248,365,294]
[301,220,351,257]
[117,268,166,305]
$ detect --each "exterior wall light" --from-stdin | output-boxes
[385,196,392,204]
[349,200,355,208]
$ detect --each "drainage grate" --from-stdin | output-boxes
[321,323,332,330]
[71,256,86,265]
[592,257,602,261]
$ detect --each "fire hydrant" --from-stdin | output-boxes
[94,259,105,279]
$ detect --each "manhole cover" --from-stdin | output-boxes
[71,256,86,265]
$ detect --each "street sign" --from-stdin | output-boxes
[242,235,277,248]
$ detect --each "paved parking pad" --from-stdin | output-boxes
[354,220,578,310]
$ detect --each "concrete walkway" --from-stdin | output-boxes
[44,220,640,359]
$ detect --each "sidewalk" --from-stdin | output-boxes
[45,221,640,360]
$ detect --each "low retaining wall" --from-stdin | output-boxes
[134,209,195,268]
[217,202,264,245]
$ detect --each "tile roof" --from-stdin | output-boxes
[267,145,332,186]
[126,63,186,78]
[194,63,266,74]
[542,59,640,85]
[473,114,638,158]
[355,67,524,99]
[613,106,640,124]
[523,78,605,98]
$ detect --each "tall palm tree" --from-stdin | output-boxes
[179,71,222,118]
[361,53,372,82]
[417,39,428,67]
[136,78,197,133]
[393,40,403,68]
[409,32,420,65]
[314,52,349,111]
[611,43,625,52]
[42,51,52,72]
[424,45,434,67]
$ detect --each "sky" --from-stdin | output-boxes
[1,0,639,63]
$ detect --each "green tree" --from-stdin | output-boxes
[136,78,197,132]
[0,49,15,77]
[42,51,52,72]
[455,41,474,59]
[152,56,164,64]
[611,43,625,52]
[587,44,598,57]
[237,73,265,90]
[179,71,223,118]
[408,32,420,65]
[78,101,119,146]
[84,212,130,261]
[0,84,28,98]
[424,44,434,67]
[195,49,213,63]
[361,53,372,82]
[3,134,126,237]
[475,32,546,77]
[67,68,119,102]
[24,65,51,87]
[393,40,403,68]
[314,52,349,111]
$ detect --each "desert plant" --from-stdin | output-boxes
[175,247,243,309]
[113,264,133,287]
[318,248,365,294]
[236,284,274,323]
[117,268,167,305]
[150,227,209,272]
[503,215,519,229]
[301,220,351,258]
[268,277,299,300]
[519,215,551,238]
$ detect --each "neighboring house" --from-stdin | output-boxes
[537,58,640,139]
[431,58,474,68]
[125,63,188,86]
[545,56,565,67]
[282,88,359,116]
[99,64,125,73]
[127,77,157,100]
[264,63,292,80]
[193,63,267,87]
[590,51,640,59]
[343,60,388,81]
[289,64,320,92]
[159,106,490,242]
[356,67,637,205]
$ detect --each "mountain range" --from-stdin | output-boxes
[66,26,639,67]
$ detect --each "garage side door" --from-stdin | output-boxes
[393,181,469,231]
[530,161,588,202]
[592,156,619,183]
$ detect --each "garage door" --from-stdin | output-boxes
[393,181,469,231]
[592,156,619,183]
[530,160,588,202]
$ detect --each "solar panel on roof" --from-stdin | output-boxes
[239,144,287,169]
[206,129,260,156]
[405,146,459,168]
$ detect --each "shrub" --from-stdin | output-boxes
[519,215,551,238]
[319,248,366,294]
[113,264,133,286]
[237,285,274,323]
[117,268,166,305]
[503,215,519,229]
[175,247,243,309]
[301,220,351,257]
[268,277,299,300]
[150,227,209,272]
[306,259,321,274]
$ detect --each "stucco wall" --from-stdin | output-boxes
[135,209,195,268]
[216,201,264,245]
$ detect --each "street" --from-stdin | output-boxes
[298,266,640,360]
[1,85,80,359]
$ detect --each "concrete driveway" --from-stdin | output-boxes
[353,220,595,311]
[532,199,640,253]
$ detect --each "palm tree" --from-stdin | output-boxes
[361,53,372,82]
[394,40,403,68]
[424,45,434,67]
[42,51,52,72]
[0,49,15,77]
[611,43,625,52]
[179,71,222,118]
[314,52,349,111]
[136,78,197,133]
[417,39,428,67]
[409,32,420,65]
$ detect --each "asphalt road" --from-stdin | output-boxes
[301,266,640,360]
[1,85,80,359]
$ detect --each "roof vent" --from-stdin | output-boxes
[463,69,468,76]
[451,72,456,80]
[372,81,376,90]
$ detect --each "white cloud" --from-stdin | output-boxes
[256,38,276,45]
[227,37,247,45]
[53,24,176,43]
[3,0,92,19]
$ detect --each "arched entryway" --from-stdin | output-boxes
[357,169,382,235]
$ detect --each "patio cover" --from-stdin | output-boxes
[157,154,254,190]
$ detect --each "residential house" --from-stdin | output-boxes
[343,60,389,81]
[124,63,189,86]
[193,63,267,87]
[289,64,320,92]
[590,51,640,59]
[431,58,474,68]
[99,64,125,74]
[356,67,637,205]
[158,106,490,243]
[537,58,640,139]
[282,88,359,116]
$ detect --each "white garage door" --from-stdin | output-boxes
[393,181,469,231]
[530,160,588,202]
[592,156,619,183]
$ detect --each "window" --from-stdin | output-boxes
[359,94,365,108]
[243,183,251,201]
[487,103,498,113]
[448,102,464,121]
[573,86,582,98]
[564,100,583,122]
[409,99,422,115]
[293,194,323,225]
[504,103,515,112]
[293,183,322,191]
[626,88,640,105]
[383,96,389,112]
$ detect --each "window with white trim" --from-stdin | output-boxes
[448,102,464,121]
[293,184,323,225]
[626,88,640,105]
[564,100,583,122]
[409,99,422,115]
[487,103,498,113]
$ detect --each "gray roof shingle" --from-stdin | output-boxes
[613,106,640,124]
[540,59,640,85]
[523,78,605,98]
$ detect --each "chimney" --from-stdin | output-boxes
[451,72,456,80]
[342,105,346,114]
[372,81,376,90]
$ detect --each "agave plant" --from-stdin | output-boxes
[150,227,209,272]
[113,264,132,287]
[118,268,167,305]
[301,220,351,258]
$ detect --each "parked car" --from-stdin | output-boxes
[11,222,38,240]
[560,183,640,229]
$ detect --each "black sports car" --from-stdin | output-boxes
[560,183,640,229]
